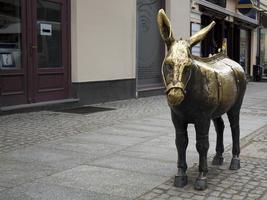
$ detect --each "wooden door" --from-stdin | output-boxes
[0,0,28,106]
[0,0,70,107]
[30,0,70,102]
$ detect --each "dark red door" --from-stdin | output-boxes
[0,0,28,106]
[30,0,70,102]
[0,0,70,107]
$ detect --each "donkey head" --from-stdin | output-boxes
[157,9,215,106]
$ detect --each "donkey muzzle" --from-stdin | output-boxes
[165,82,185,106]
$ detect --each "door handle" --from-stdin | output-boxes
[30,45,37,57]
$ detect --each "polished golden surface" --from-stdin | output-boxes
[157,10,247,190]
[157,9,246,114]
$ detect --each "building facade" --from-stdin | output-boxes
[0,0,260,110]
[191,0,259,77]
[259,0,267,76]
[0,0,190,109]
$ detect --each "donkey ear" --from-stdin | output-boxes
[157,9,175,47]
[189,21,216,47]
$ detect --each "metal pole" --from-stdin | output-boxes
[257,0,261,65]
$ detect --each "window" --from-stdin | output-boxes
[191,23,201,56]
[0,0,22,69]
[205,0,226,8]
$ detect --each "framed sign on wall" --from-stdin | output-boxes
[0,53,15,69]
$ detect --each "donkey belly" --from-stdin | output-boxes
[212,67,238,118]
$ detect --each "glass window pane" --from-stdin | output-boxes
[0,0,22,70]
[37,0,62,68]
[191,23,201,56]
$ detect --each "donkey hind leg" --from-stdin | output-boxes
[194,119,211,190]
[212,117,225,165]
[227,109,241,170]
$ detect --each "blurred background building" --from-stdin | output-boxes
[0,0,265,110]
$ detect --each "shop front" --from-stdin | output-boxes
[0,0,71,108]
[260,14,267,76]
[191,0,258,77]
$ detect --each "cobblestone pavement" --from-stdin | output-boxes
[0,96,168,153]
[0,82,267,200]
[0,82,266,154]
[136,125,267,200]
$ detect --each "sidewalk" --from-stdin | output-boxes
[0,82,267,200]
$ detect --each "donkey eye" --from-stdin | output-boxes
[165,64,172,72]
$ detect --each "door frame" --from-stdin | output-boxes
[29,0,71,103]
[0,0,71,107]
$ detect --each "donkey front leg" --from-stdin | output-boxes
[194,119,211,190]
[171,111,188,187]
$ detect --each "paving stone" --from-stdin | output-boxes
[169,196,183,200]
[209,191,221,197]
[0,182,130,200]
[225,189,238,194]
[1,83,267,200]
[180,192,194,198]
[36,165,167,199]
[261,192,267,200]
[157,184,171,190]
[38,139,127,158]
[91,155,177,177]
[71,132,146,145]
[0,158,57,188]
[142,192,159,200]
[232,195,244,200]
[220,193,232,198]
[0,146,93,171]
[152,189,164,194]
[242,142,267,159]
[117,147,178,163]
[248,193,261,198]
[158,193,170,199]
[0,186,7,192]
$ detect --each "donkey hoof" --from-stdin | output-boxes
[229,157,240,170]
[212,154,224,165]
[174,175,188,188]
[194,177,207,190]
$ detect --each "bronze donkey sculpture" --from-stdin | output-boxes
[157,9,246,190]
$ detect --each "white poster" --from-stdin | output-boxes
[40,23,52,36]
[2,54,12,66]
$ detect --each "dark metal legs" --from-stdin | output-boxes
[174,130,189,187]
[172,114,211,190]
[194,119,210,190]
[212,117,225,165]
[172,110,241,190]
[171,111,188,187]
[227,110,241,170]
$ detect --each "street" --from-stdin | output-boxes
[0,82,267,200]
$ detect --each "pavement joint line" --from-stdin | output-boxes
[79,131,175,163]
[84,163,173,178]
[221,123,267,155]
[236,123,267,150]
